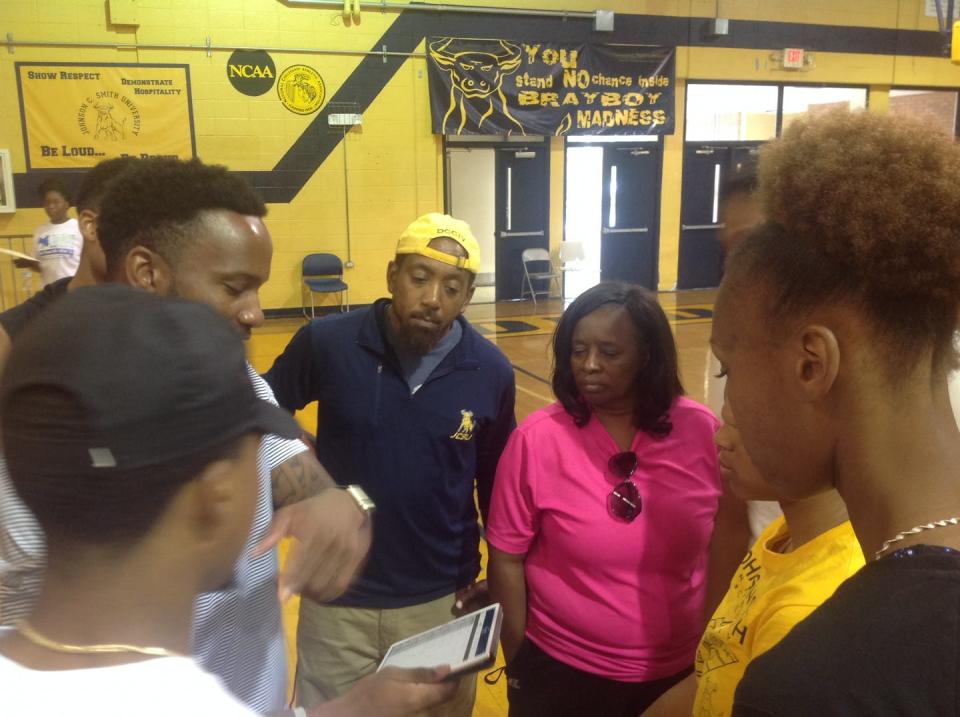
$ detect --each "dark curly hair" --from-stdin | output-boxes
[75,156,141,213]
[97,158,266,274]
[731,110,960,376]
[552,282,684,437]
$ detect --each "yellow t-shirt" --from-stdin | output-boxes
[693,515,865,716]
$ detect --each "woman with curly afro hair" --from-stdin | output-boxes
[710,110,960,715]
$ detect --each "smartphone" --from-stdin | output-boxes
[378,603,503,678]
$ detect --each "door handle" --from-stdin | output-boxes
[602,227,649,234]
[499,230,546,238]
[681,223,723,231]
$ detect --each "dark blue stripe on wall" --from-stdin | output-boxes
[11,10,954,206]
[235,8,429,202]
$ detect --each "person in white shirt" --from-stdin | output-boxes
[22,178,83,286]
[0,284,304,716]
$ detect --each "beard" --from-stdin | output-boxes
[387,303,450,355]
[396,320,445,355]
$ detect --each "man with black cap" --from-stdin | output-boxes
[0,284,301,714]
[0,158,454,717]
[0,285,455,716]
[265,213,517,716]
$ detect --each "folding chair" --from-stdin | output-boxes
[520,248,561,307]
[302,253,349,317]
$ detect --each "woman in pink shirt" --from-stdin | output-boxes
[487,282,745,717]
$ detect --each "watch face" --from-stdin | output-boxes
[346,485,375,513]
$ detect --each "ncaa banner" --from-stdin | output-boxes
[427,39,674,136]
[16,62,196,170]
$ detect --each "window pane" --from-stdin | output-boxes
[685,84,778,141]
[781,86,867,133]
[889,89,958,137]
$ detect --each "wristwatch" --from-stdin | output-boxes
[342,484,376,522]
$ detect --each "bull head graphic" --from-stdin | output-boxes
[429,38,525,135]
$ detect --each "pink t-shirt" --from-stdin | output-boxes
[487,398,721,682]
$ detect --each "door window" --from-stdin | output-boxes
[685,84,778,142]
[781,86,867,132]
[889,88,958,137]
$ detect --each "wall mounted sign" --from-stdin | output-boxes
[15,62,195,169]
[227,50,276,96]
[277,64,326,115]
[427,39,675,136]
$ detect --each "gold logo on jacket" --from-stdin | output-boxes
[450,410,475,441]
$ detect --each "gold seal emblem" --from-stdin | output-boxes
[277,65,325,115]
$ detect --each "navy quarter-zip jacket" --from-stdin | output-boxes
[264,299,517,608]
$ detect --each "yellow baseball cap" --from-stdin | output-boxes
[396,213,481,274]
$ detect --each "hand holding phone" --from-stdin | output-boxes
[378,603,503,679]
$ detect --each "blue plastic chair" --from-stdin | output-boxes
[302,253,348,317]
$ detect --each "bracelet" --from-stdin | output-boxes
[293,707,307,717]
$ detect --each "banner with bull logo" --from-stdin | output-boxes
[427,39,674,136]
[16,62,195,170]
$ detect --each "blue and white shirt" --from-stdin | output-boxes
[32,219,82,287]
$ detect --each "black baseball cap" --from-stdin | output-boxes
[1,284,301,474]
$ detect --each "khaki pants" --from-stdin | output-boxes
[295,592,477,717]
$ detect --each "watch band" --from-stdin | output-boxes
[342,484,376,519]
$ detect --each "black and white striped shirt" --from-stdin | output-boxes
[0,460,43,626]
[0,364,306,714]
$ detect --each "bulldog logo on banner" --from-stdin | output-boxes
[429,38,525,134]
[427,39,675,137]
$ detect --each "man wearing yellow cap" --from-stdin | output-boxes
[265,213,517,716]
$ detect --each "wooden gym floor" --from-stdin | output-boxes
[246,290,718,716]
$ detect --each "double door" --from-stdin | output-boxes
[678,143,761,289]
[449,138,663,301]
[563,140,662,297]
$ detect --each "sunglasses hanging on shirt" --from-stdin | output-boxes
[607,451,641,523]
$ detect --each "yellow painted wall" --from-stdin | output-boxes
[548,136,564,261]
[3,0,960,304]
[659,76,686,290]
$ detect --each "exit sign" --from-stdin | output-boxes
[783,48,805,69]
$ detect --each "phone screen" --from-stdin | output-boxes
[378,603,503,676]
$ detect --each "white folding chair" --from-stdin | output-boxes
[521,248,561,307]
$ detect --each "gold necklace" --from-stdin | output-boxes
[874,517,960,560]
[16,620,180,657]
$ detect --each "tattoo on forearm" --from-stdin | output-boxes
[271,451,337,507]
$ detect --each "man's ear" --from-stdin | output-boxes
[77,209,99,246]
[181,456,240,546]
[386,259,399,294]
[123,246,174,295]
[460,282,476,314]
[794,324,841,401]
